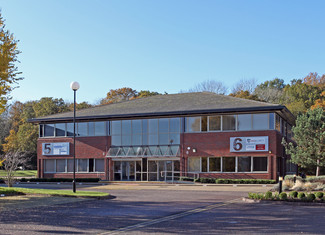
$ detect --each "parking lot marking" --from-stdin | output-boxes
[98,198,241,235]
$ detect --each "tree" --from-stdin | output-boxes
[231,78,257,94]
[187,80,228,95]
[283,108,325,176]
[137,90,161,98]
[311,91,325,110]
[100,87,138,105]
[282,79,322,116]
[254,78,285,104]
[229,90,261,101]
[0,151,30,187]
[0,11,23,114]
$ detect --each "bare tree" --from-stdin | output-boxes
[1,151,30,187]
[187,80,228,94]
[231,78,257,94]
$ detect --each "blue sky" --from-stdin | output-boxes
[1,0,324,104]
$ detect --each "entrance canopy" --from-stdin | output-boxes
[107,145,180,158]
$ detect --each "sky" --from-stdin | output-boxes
[1,0,325,104]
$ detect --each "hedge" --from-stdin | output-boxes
[193,178,276,184]
[19,178,101,183]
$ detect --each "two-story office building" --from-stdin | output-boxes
[30,92,296,181]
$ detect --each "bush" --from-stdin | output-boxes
[279,192,287,200]
[315,192,324,199]
[179,177,194,182]
[297,192,306,199]
[265,191,273,200]
[284,174,303,182]
[307,193,316,201]
[289,191,298,198]
[200,178,215,184]
[215,179,275,184]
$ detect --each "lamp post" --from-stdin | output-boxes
[70,81,80,193]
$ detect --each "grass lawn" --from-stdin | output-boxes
[0,187,109,198]
[0,170,37,178]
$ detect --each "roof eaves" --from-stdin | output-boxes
[28,105,286,123]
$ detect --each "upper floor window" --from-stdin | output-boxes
[40,121,109,138]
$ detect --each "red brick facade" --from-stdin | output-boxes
[37,130,284,180]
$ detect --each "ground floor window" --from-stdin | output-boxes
[43,158,105,173]
[188,156,268,173]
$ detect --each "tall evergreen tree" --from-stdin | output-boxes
[283,108,325,176]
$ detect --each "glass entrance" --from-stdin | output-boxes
[113,159,180,181]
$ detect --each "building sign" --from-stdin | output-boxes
[42,143,70,155]
[230,136,268,152]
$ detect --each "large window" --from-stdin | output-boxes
[111,118,181,146]
[185,113,278,133]
[44,159,105,173]
[40,121,108,138]
[188,156,268,173]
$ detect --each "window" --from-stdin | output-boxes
[67,159,74,172]
[237,114,252,131]
[88,122,95,136]
[201,157,207,172]
[253,157,268,171]
[78,159,88,172]
[89,159,94,172]
[77,123,88,136]
[209,157,221,172]
[223,157,236,172]
[56,159,66,172]
[95,159,105,172]
[209,116,221,131]
[169,118,180,133]
[238,157,251,172]
[188,158,200,172]
[201,116,207,132]
[95,121,106,136]
[148,119,158,134]
[253,114,269,130]
[275,114,281,132]
[122,120,131,135]
[111,121,121,135]
[186,117,201,132]
[67,123,74,137]
[269,113,275,130]
[222,115,236,131]
[44,159,55,172]
[39,124,44,137]
[44,124,55,137]
[55,123,66,137]
[159,119,169,133]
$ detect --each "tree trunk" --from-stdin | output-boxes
[316,159,320,177]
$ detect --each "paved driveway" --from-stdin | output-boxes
[0,183,324,234]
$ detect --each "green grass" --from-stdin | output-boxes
[0,187,109,198]
[0,170,37,177]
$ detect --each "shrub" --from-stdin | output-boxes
[279,192,287,200]
[315,192,324,199]
[289,191,298,198]
[200,178,215,184]
[297,192,306,199]
[248,192,256,199]
[19,178,101,183]
[307,193,316,201]
[265,191,273,200]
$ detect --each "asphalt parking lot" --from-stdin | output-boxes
[0,183,324,234]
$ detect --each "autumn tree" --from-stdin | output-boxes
[283,108,325,176]
[0,11,23,114]
[311,91,325,110]
[187,80,228,95]
[137,90,161,98]
[100,87,138,105]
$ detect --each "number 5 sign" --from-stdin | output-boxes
[230,136,268,152]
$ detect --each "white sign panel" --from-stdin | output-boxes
[42,143,70,155]
[230,136,268,152]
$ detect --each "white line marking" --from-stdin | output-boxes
[98,198,241,235]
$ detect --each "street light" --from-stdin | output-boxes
[70,81,80,193]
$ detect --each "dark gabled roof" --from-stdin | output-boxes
[29,92,294,124]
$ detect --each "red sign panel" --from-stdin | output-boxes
[256,144,265,150]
